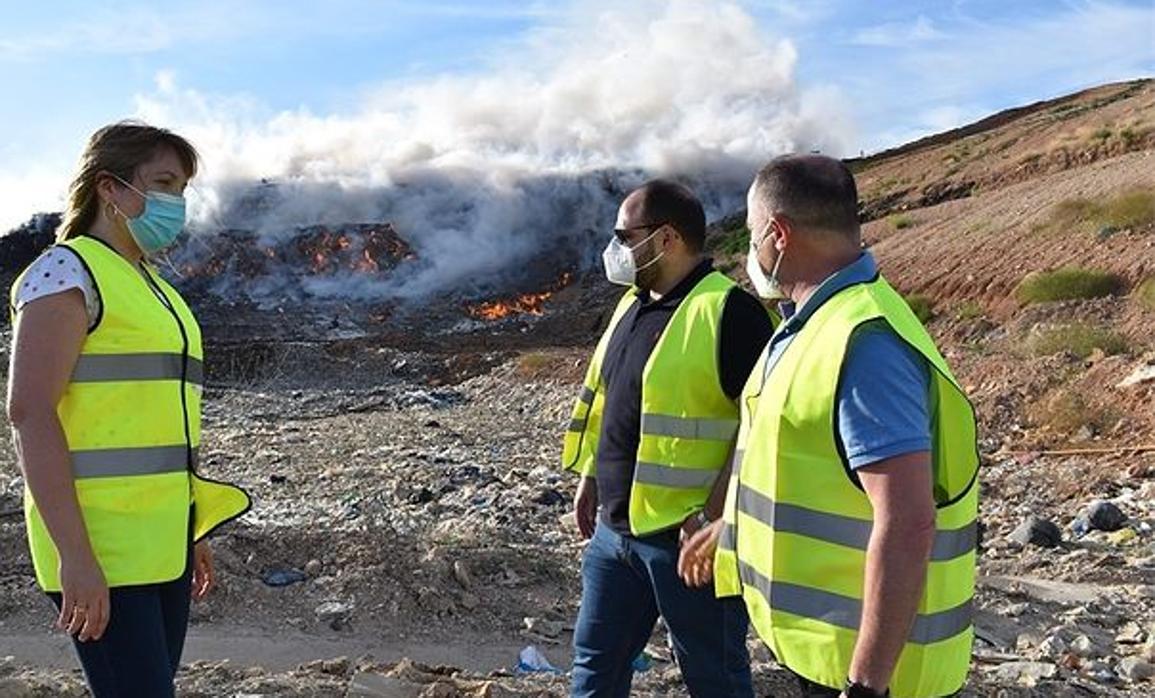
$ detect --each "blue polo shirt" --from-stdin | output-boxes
[763,252,931,470]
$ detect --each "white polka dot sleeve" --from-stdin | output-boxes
[13,247,101,330]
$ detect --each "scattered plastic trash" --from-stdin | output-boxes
[632,651,653,673]
[515,645,562,675]
[1070,516,1090,539]
[261,568,307,587]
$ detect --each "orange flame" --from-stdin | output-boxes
[467,271,574,320]
[353,248,379,273]
[470,291,553,320]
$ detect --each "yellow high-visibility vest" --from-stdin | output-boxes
[11,236,250,591]
[714,275,979,697]
[561,271,758,535]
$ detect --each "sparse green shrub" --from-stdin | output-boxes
[877,176,903,191]
[707,218,750,256]
[955,300,984,320]
[1103,190,1155,229]
[890,214,915,230]
[1137,277,1155,311]
[1048,198,1100,228]
[517,351,560,378]
[1046,189,1155,233]
[1015,268,1122,304]
[1030,390,1114,438]
[1092,127,1112,142]
[1025,323,1129,359]
[1120,128,1138,147]
[904,294,934,323]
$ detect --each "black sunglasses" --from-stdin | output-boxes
[613,222,669,243]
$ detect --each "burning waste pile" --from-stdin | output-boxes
[164,219,589,342]
[0,209,590,343]
[171,222,418,309]
[465,272,575,321]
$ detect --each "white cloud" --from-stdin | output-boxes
[851,1,1154,151]
[852,15,946,47]
[0,9,175,59]
[898,2,1152,105]
[742,0,812,22]
[0,169,68,233]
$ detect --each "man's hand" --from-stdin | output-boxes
[677,518,724,587]
[678,510,705,543]
[191,540,216,601]
[573,476,598,539]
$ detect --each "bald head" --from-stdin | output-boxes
[749,155,860,240]
[619,179,706,252]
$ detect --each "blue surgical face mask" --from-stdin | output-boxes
[111,175,187,255]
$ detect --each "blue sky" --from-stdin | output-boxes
[0,0,1151,231]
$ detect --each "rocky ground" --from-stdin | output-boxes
[1,323,1154,696]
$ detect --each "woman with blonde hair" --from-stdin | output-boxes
[6,121,250,697]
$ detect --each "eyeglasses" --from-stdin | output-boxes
[613,222,668,243]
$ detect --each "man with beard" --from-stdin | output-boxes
[561,180,774,697]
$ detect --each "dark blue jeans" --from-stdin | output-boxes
[48,561,192,698]
[571,522,754,698]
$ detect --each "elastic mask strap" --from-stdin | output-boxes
[628,226,664,252]
[630,226,667,272]
[109,173,146,199]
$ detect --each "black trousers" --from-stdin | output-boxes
[795,674,842,697]
[47,561,191,698]
[48,551,192,698]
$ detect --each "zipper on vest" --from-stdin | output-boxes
[140,266,194,472]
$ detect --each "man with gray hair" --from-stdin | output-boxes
[680,155,979,697]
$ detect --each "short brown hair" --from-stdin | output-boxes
[630,179,707,252]
[57,121,199,241]
[751,155,859,238]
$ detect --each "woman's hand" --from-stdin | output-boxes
[57,552,109,642]
[192,540,215,601]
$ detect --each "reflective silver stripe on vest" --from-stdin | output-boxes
[579,387,595,404]
[718,522,737,552]
[568,419,587,433]
[739,562,972,645]
[71,445,194,479]
[72,353,203,386]
[634,462,718,489]
[730,448,744,470]
[736,483,976,561]
[641,414,739,442]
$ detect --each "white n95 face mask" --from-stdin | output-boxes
[602,228,664,286]
[746,243,786,300]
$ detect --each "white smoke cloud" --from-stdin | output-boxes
[139,0,856,297]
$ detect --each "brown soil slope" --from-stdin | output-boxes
[852,79,1155,219]
[710,78,1155,452]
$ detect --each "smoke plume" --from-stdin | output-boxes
[136,0,853,299]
